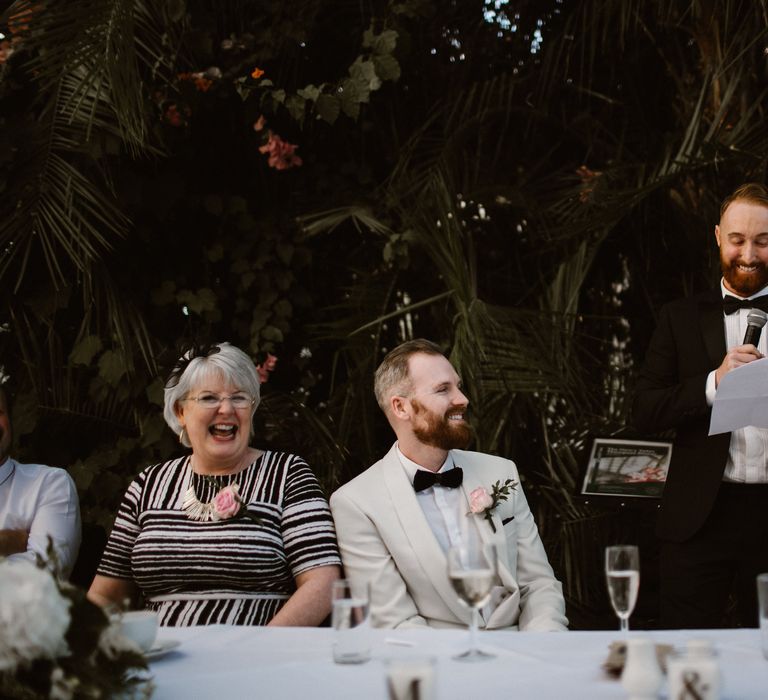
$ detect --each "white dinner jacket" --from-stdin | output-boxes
[330,445,568,631]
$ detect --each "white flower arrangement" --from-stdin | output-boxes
[0,561,71,672]
[0,559,151,700]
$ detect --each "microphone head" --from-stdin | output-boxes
[747,308,768,327]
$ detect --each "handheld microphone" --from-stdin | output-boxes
[743,308,768,347]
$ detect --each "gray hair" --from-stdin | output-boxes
[163,342,261,447]
[373,339,445,414]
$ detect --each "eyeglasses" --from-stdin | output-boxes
[183,393,256,410]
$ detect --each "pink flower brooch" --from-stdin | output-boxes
[182,479,261,523]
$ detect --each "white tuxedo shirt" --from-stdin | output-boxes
[330,445,568,631]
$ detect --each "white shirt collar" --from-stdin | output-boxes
[395,443,454,483]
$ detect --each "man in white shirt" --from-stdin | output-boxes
[330,339,567,631]
[0,383,81,577]
[634,182,768,628]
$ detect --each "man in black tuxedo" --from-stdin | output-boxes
[634,182,768,629]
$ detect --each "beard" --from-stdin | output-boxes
[722,257,768,296]
[411,400,473,450]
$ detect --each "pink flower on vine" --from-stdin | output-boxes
[258,132,303,170]
[193,76,213,92]
[164,105,183,127]
[255,354,278,384]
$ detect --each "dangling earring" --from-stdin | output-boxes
[179,427,186,445]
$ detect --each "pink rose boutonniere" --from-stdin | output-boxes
[468,478,517,533]
[207,481,261,523]
[469,487,493,513]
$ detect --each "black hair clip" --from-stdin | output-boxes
[165,342,221,388]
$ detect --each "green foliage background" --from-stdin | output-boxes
[1,0,767,625]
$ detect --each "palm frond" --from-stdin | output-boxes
[4,0,178,153]
[299,205,394,238]
[257,391,350,492]
[0,132,129,291]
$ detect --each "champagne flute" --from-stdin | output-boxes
[605,545,640,633]
[447,543,496,661]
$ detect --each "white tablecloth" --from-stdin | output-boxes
[147,626,767,699]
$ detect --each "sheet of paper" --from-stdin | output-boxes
[709,356,768,434]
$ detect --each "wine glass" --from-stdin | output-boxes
[605,545,640,633]
[447,543,497,661]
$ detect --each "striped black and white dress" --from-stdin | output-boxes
[97,452,341,626]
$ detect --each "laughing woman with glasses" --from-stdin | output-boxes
[88,342,341,626]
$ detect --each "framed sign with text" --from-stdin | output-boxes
[580,438,672,499]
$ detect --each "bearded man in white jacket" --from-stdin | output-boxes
[330,339,567,631]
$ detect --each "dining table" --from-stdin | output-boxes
[146,625,768,699]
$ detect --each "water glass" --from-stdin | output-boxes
[758,573,768,660]
[331,579,371,664]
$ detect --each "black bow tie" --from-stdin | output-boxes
[723,295,768,315]
[413,467,464,492]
